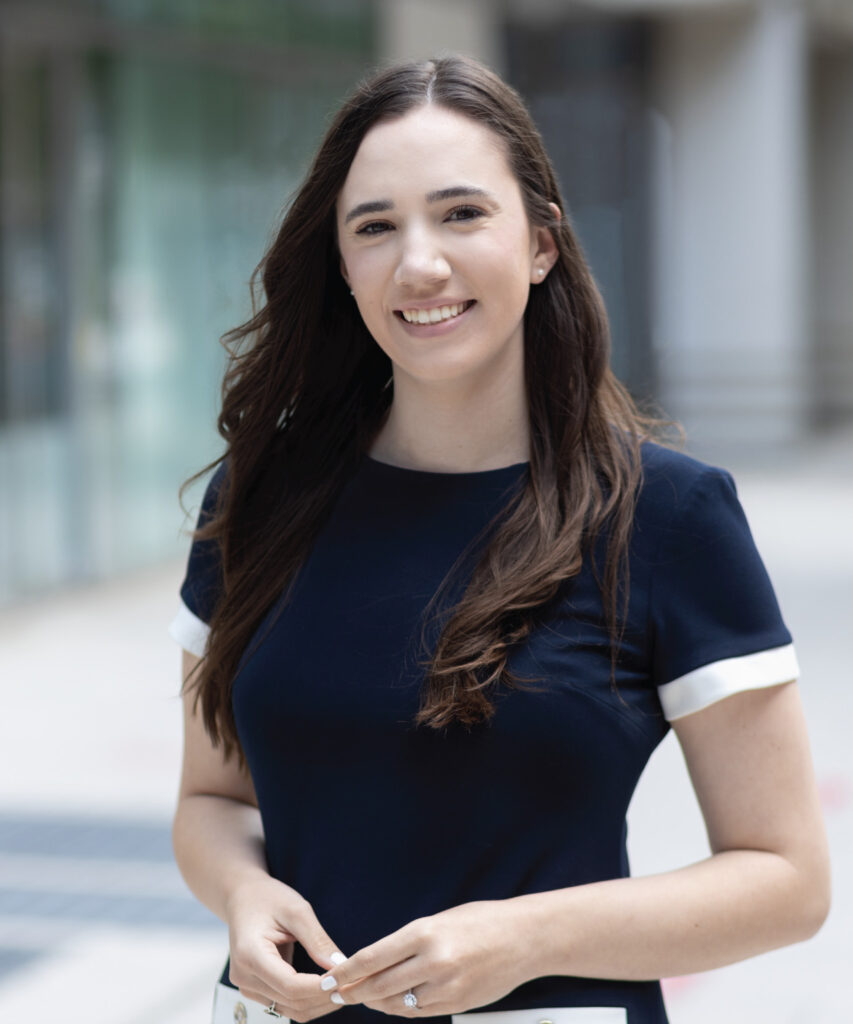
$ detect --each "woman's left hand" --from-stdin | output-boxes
[317,899,533,1017]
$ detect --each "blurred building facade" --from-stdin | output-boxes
[1,0,851,602]
[383,0,853,443]
[0,0,376,599]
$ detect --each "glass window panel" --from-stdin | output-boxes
[0,53,63,423]
[0,2,374,600]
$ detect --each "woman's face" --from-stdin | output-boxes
[336,104,556,389]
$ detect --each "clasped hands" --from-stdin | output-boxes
[317,900,530,1018]
[227,879,533,1021]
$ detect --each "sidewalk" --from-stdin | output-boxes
[1,430,851,1023]
[0,559,227,1023]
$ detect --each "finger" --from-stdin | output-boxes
[236,986,279,1011]
[333,958,420,1007]
[231,942,297,1000]
[242,974,343,1022]
[318,927,415,993]
[234,945,324,1009]
[362,980,438,1018]
[250,961,358,1018]
[288,898,348,972]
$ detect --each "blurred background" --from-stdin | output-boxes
[0,0,850,1021]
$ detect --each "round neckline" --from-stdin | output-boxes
[364,454,529,478]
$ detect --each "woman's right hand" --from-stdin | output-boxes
[226,874,346,1021]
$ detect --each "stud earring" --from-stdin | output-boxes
[537,268,545,277]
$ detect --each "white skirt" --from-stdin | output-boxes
[211,982,627,1024]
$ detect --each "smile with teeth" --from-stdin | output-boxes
[398,300,474,324]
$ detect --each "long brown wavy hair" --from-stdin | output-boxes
[182,53,664,763]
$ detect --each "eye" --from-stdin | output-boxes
[355,220,392,237]
[447,205,484,223]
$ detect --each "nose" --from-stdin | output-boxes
[393,224,451,290]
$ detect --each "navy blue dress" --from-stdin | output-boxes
[170,443,798,1024]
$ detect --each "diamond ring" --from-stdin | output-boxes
[403,989,419,1009]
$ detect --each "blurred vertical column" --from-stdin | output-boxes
[376,0,502,71]
[0,19,84,597]
[812,8,853,427]
[651,2,810,449]
[504,13,656,404]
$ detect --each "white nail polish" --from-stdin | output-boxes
[321,976,338,991]
[330,992,345,1005]
[330,952,347,965]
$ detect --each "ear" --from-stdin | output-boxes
[339,255,351,289]
[530,202,561,284]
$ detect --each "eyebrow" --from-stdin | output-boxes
[343,186,496,225]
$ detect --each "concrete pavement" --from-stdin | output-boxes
[1,429,850,1023]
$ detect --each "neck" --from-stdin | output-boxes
[369,357,530,474]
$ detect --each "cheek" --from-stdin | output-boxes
[350,253,396,304]
[487,250,533,311]
[475,226,533,279]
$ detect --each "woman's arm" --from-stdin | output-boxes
[511,679,831,980]
[320,680,830,1016]
[172,650,345,1017]
[172,651,270,919]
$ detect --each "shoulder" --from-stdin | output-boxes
[635,444,796,715]
[638,440,732,505]
[633,441,739,543]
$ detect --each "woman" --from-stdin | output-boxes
[170,54,830,1024]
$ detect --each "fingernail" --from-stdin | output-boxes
[330,952,347,965]
[330,992,345,1005]
[320,976,338,991]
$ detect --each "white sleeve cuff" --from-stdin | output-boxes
[168,599,210,658]
[658,643,800,721]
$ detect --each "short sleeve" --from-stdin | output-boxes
[650,467,799,720]
[168,461,228,657]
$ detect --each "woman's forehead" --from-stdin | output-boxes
[338,105,516,206]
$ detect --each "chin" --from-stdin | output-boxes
[396,357,486,385]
